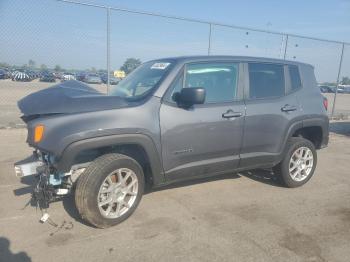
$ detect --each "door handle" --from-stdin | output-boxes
[222,109,242,119]
[281,104,297,112]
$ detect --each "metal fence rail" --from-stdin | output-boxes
[57,0,350,119]
[0,0,349,128]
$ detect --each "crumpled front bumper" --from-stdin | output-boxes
[14,154,44,177]
[14,152,70,210]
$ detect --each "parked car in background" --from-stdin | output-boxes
[16,56,329,228]
[62,72,76,81]
[11,69,32,82]
[53,72,63,80]
[336,86,346,93]
[101,74,119,85]
[85,74,102,84]
[29,71,40,79]
[76,72,88,82]
[338,85,350,94]
[0,69,10,79]
[319,85,335,93]
[40,72,56,82]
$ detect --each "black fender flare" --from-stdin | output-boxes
[273,120,303,164]
[278,116,329,162]
[56,134,165,185]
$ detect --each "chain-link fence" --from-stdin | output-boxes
[0,0,349,127]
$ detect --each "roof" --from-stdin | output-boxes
[158,55,313,68]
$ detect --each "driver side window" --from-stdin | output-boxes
[166,62,239,104]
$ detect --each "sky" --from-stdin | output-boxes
[0,0,349,82]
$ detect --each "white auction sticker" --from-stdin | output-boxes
[151,62,170,70]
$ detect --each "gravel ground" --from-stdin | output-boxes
[0,126,349,262]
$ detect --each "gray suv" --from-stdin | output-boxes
[15,56,329,228]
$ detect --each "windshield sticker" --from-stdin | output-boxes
[151,62,170,70]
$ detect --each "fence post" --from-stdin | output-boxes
[207,23,212,56]
[283,34,289,60]
[106,7,111,94]
[331,43,345,118]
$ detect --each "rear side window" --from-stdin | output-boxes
[248,63,285,99]
[289,65,302,91]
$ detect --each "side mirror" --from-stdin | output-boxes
[173,87,206,107]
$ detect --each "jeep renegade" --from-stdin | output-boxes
[15,56,329,228]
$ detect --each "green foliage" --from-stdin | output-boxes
[28,59,36,69]
[40,64,48,70]
[120,58,142,75]
[0,62,10,68]
[321,82,337,86]
[341,76,350,85]
[98,69,107,74]
[54,65,62,72]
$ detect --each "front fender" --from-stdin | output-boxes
[55,133,165,185]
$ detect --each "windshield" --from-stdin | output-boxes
[108,60,173,99]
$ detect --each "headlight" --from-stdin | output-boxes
[34,125,45,143]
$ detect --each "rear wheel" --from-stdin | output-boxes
[75,153,144,228]
[274,137,317,188]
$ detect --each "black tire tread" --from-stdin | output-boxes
[75,153,144,228]
[274,137,317,188]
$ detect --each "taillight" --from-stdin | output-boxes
[323,97,328,111]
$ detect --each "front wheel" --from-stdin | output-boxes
[274,137,317,188]
[75,153,144,228]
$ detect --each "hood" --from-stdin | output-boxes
[18,80,129,120]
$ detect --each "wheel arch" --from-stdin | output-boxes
[56,134,164,186]
[291,117,329,149]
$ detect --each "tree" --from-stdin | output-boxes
[321,81,336,86]
[341,76,350,85]
[120,58,141,75]
[0,62,10,68]
[28,59,36,69]
[98,69,107,74]
[40,64,48,71]
[54,65,62,72]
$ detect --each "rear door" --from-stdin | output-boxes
[160,61,245,181]
[239,62,302,168]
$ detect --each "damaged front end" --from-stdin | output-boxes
[14,151,84,211]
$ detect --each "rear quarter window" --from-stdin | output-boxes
[289,65,302,91]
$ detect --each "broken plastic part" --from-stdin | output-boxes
[40,213,50,223]
[55,188,69,195]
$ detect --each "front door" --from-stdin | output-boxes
[160,61,245,181]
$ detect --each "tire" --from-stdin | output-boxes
[274,137,317,188]
[75,153,145,228]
